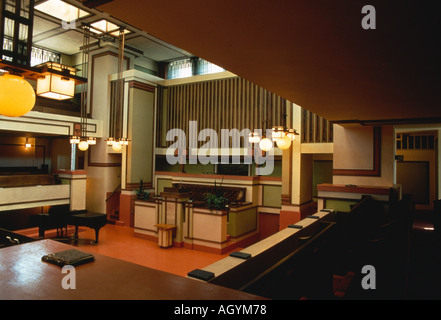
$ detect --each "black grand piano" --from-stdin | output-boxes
[38,205,107,243]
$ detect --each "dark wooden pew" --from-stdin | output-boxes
[172,183,246,204]
[205,218,337,300]
[0,174,61,188]
[0,228,35,249]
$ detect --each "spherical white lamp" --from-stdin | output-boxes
[259,138,273,151]
[112,141,122,152]
[78,140,89,151]
[276,135,292,150]
[0,73,36,117]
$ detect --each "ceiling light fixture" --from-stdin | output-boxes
[89,19,130,37]
[35,0,90,22]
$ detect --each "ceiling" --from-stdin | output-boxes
[80,0,441,124]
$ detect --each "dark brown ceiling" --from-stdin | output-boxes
[84,0,441,124]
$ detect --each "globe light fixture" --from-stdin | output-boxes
[112,141,122,152]
[78,140,89,151]
[0,73,36,117]
[259,138,273,151]
[276,135,292,150]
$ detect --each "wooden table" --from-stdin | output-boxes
[0,239,266,300]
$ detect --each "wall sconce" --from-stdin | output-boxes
[25,138,31,149]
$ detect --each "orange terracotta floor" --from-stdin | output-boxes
[66,224,236,277]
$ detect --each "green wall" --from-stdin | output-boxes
[228,207,257,237]
[263,185,282,208]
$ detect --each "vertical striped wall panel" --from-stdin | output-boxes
[301,109,333,143]
[156,77,287,147]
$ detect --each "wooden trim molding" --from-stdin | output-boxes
[333,126,382,177]
[125,182,153,191]
[155,171,282,182]
[56,170,87,175]
[281,194,291,205]
[129,81,155,92]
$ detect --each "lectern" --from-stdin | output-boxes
[154,224,177,248]
[157,187,191,247]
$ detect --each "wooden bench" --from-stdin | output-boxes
[172,183,246,204]
[0,174,61,188]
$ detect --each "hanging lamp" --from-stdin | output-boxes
[36,62,77,100]
[0,73,36,117]
[271,106,299,150]
[0,0,35,117]
[69,25,95,150]
[106,27,130,150]
[0,0,86,118]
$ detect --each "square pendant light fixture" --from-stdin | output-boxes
[36,62,78,100]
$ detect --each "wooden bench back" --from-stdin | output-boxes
[0,174,61,188]
[173,183,246,203]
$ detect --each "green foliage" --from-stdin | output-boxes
[136,178,148,200]
[205,192,229,211]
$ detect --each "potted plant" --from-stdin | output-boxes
[204,178,229,211]
[135,178,148,200]
[205,192,229,211]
